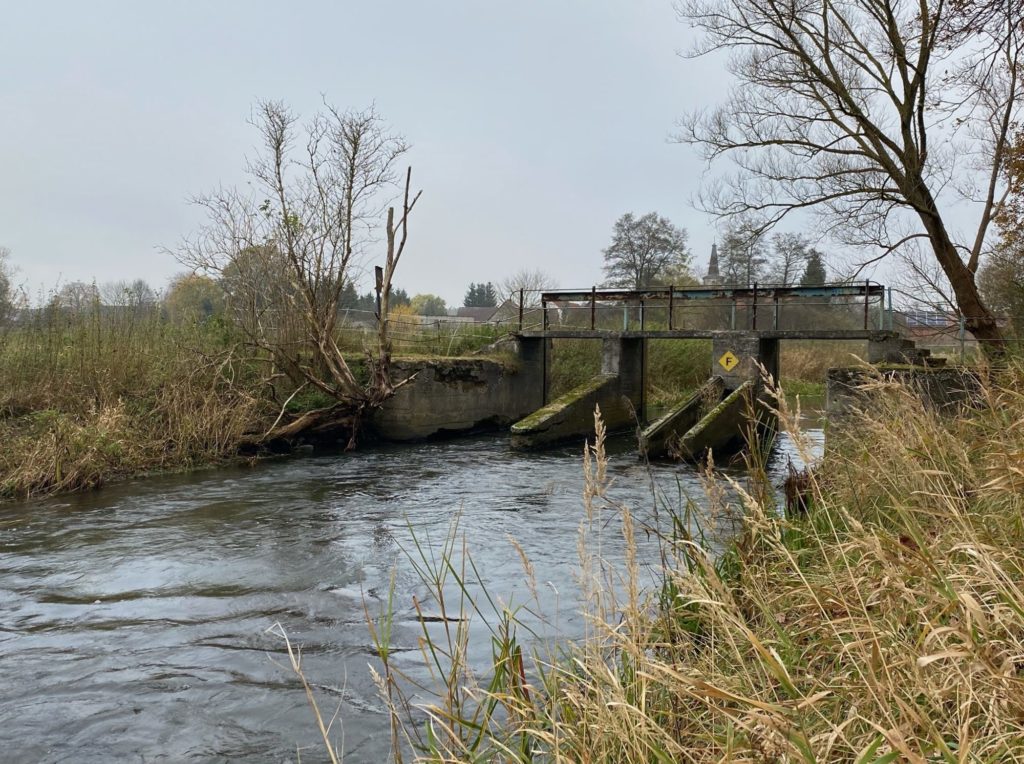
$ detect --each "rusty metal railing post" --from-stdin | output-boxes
[590,286,596,330]
[863,279,870,330]
[751,282,758,330]
[542,296,548,331]
[668,285,674,331]
[518,289,524,331]
[640,299,646,331]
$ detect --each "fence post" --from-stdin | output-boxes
[668,285,674,331]
[590,286,596,330]
[959,314,966,365]
[542,296,548,331]
[863,279,870,330]
[518,289,524,331]
[751,283,758,330]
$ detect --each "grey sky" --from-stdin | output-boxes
[1,1,740,304]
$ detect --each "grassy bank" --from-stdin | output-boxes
[357,364,1024,762]
[0,306,269,500]
[0,305,508,502]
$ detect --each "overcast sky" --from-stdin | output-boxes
[0,1,875,306]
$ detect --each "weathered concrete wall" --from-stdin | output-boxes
[826,366,982,419]
[371,356,543,441]
[710,333,779,391]
[510,337,645,449]
[866,335,929,364]
[674,380,759,461]
[639,377,724,459]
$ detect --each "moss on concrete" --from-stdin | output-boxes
[640,377,725,459]
[511,375,613,433]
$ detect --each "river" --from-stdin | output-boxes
[0,418,822,763]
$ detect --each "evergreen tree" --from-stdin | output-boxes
[339,281,360,310]
[464,282,497,307]
[799,250,827,286]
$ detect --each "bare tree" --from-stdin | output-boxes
[767,233,813,286]
[173,100,419,442]
[50,281,100,313]
[717,215,769,286]
[676,0,1022,354]
[501,268,559,306]
[100,279,158,308]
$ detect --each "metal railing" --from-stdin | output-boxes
[516,282,889,333]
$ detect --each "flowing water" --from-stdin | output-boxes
[0,416,822,763]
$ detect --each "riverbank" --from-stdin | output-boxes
[0,306,513,502]
[0,307,842,503]
[373,362,1024,761]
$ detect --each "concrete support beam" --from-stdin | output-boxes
[510,337,644,449]
[639,377,724,459]
[710,333,779,391]
[515,336,548,409]
[673,380,773,462]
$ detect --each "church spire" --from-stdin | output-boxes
[704,243,721,285]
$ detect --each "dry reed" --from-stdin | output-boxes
[361,362,1024,762]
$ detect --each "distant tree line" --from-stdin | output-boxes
[600,211,828,290]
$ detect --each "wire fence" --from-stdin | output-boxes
[336,308,515,356]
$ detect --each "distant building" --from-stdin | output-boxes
[453,299,517,323]
[455,306,501,322]
[703,243,722,286]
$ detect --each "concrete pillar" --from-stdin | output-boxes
[511,337,646,449]
[710,333,779,391]
[516,336,547,410]
[602,337,645,416]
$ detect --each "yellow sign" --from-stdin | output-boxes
[718,351,739,372]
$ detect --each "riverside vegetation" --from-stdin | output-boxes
[0,302,506,501]
[308,363,1024,763]
[0,295,860,502]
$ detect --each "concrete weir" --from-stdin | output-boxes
[371,355,543,441]
[510,337,643,450]
[639,377,724,459]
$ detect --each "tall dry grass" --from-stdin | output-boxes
[350,364,1024,762]
[0,304,266,499]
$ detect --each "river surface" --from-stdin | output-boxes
[0,418,822,763]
